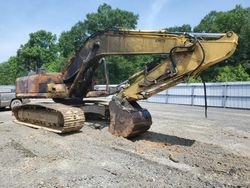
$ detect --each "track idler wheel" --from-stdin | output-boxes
[109,96,152,138]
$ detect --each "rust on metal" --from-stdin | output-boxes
[109,96,152,138]
[86,90,110,97]
[16,72,68,99]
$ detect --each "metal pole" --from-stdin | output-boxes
[202,79,208,118]
[102,58,110,92]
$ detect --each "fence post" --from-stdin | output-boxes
[222,84,227,108]
[191,85,194,106]
[165,90,168,104]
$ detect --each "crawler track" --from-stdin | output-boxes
[12,103,85,133]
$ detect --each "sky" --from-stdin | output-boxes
[0,0,249,63]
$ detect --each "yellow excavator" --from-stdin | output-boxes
[12,28,238,137]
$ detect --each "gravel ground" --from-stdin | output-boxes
[0,101,249,187]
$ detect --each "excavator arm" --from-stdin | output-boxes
[63,29,237,101]
[14,28,238,137]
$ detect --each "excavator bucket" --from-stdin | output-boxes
[109,96,152,138]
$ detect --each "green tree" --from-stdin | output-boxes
[215,65,250,82]
[0,62,12,85]
[239,11,250,74]
[193,11,220,33]
[193,5,250,82]
[97,55,153,84]
[42,56,67,73]
[194,5,249,33]
[17,30,58,72]
[0,57,23,85]
[59,21,87,58]
[85,3,138,34]
[58,3,138,58]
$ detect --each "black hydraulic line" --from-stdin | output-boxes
[169,36,198,74]
[189,40,206,76]
[191,38,207,118]
[202,78,208,118]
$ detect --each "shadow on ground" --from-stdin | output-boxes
[61,120,109,137]
[131,131,195,147]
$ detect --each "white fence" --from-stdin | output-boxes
[145,82,250,109]
[96,82,250,109]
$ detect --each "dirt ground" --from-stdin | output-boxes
[0,101,249,187]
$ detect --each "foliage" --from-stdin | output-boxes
[187,76,202,83]
[215,64,250,82]
[239,12,250,74]
[194,5,249,33]
[0,57,23,85]
[97,55,153,84]
[41,56,67,73]
[17,30,58,72]
[59,21,87,58]
[84,3,138,34]
[166,24,192,32]
[194,5,250,82]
